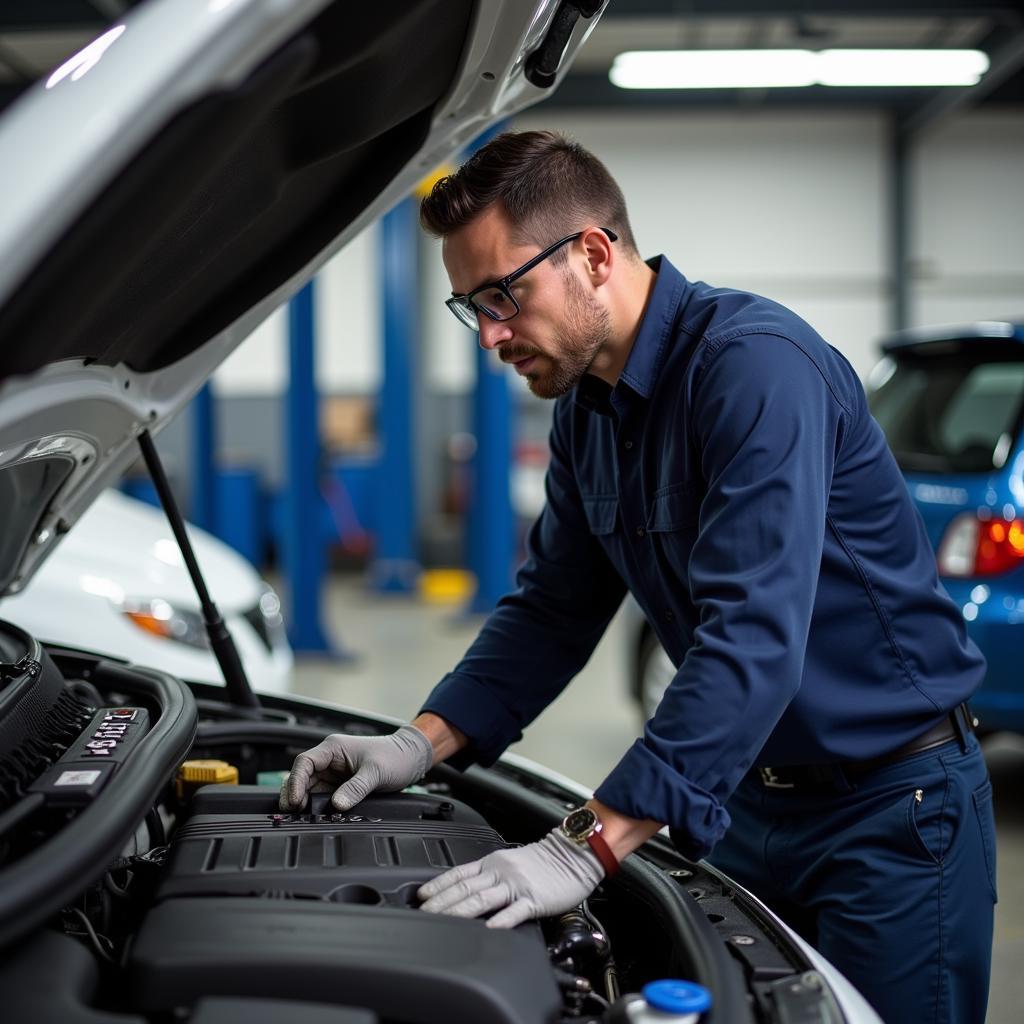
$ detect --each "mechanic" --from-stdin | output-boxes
[282,130,996,1024]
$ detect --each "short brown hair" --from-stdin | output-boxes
[419,130,638,259]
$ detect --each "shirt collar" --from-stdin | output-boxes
[617,255,686,400]
[574,255,686,415]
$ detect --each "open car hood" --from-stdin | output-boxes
[0,0,605,596]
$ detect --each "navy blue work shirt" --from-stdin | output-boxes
[422,255,985,860]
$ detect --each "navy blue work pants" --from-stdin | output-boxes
[707,735,997,1024]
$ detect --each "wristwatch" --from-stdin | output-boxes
[559,806,620,877]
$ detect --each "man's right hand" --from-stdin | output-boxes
[279,725,435,811]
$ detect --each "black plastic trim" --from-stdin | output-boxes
[196,721,364,746]
[0,658,197,948]
[615,857,756,1023]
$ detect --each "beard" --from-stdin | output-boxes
[515,271,612,399]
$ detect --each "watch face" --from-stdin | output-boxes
[563,807,598,840]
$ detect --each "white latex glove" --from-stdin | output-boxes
[417,828,605,929]
[280,725,434,811]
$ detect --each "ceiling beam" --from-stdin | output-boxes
[900,26,1024,135]
[0,39,36,80]
[87,0,129,17]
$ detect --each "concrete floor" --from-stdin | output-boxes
[289,576,1022,1023]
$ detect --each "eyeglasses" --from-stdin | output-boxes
[445,227,618,331]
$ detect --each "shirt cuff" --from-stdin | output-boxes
[419,672,524,769]
[593,739,731,861]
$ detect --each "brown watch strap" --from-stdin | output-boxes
[586,828,620,877]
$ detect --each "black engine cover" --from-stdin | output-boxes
[129,787,563,1024]
[158,787,507,905]
[130,897,561,1024]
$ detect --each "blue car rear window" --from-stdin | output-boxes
[868,343,1024,474]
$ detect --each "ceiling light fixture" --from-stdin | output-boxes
[609,49,990,90]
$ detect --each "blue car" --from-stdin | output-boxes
[867,321,1024,734]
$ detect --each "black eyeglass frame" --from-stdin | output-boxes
[445,226,618,331]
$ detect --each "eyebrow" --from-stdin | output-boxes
[450,268,512,299]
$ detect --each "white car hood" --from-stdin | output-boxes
[0,0,605,597]
[20,489,263,612]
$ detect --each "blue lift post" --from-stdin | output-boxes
[464,120,516,614]
[284,279,337,654]
[369,197,422,593]
[190,383,216,533]
[466,344,515,613]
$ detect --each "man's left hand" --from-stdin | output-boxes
[417,828,604,928]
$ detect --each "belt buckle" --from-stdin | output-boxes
[759,766,795,790]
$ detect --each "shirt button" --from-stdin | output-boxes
[623,440,633,450]
[664,610,675,622]
[636,527,646,538]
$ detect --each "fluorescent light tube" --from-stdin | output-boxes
[817,49,990,87]
[611,50,817,90]
[610,49,990,90]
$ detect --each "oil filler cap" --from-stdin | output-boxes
[176,759,239,800]
[641,980,712,1016]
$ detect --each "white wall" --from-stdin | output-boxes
[516,109,891,378]
[422,232,477,394]
[911,112,1024,328]
[212,225,381,396]
[210,107,1024,395]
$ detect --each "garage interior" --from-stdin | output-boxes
[1,2,1022,1022]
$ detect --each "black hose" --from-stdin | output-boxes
[525,1,603,89]
[145,807,166,848]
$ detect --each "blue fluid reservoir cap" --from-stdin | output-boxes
[642,980,712,1015]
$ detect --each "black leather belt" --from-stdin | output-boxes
[753,703,976,790]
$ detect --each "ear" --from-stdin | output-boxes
[579,226,614,287]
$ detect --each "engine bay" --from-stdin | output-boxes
[130,789,563,1023]
[0,620,836,1024]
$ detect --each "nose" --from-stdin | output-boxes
[477,316,514,351]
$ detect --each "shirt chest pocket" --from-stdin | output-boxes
[646,483,700,581]
[581,495,619,536]
[580,494,626,574]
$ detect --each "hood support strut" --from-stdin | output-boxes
[138,430,260,710]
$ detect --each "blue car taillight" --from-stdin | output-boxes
[937,512,1024,577]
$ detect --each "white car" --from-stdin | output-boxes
[0,489,292,695]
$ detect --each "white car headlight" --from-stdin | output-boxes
[121,599,210,650]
